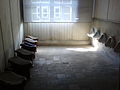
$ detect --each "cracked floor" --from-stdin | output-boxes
[25,46,119,90]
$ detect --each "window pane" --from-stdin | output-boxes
[54,0,62,4]
[38,7,40,13]
[32,14,40,20]
[55,8,60,13]
[55,14,60,18]
[41,0,50,3]
[63,14,71,21]
[41,6,49,19]
[43,8,48,13]
[32,0,40,3]
[63,6,72,13]
[38,14,41,18]
[54,7,61,19]
[31,7,37,13]
[54,7,60,13]
[62,0,72,4]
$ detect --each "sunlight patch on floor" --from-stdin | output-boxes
[66,47,98,52]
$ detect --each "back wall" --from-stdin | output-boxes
[24,22,91,45]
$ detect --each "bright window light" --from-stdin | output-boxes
[54,0,61,4]
[23,0,79,22]
[63,0,72,4]
[41,6,50,19]
[54,6,61,19]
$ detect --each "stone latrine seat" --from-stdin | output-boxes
[26,35,38,41]
[0,71,26,90]
[87,27,98,37]
[20,42,37,52]
[8,57,32,79]
[98,33,108,43]
[15,48,35,61]
[24,38,38,45]
[114,40,120,53]
[105,36,116,48]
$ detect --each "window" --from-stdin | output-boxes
[54,6,61,19]
[62,6,72,21]
[23,0,92,22]
[63,0,72,4]
[41,0,50,3]
[54,0,62,4]
[32,0,50,3]
[41,6,50,20]
[31,7,40,21]
[32,0,40,3]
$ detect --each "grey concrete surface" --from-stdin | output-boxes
[25,46,119,90]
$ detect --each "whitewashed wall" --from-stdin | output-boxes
[0,0,24,71]
[0,0,14,71]
[10,0,24,50]
[24,23,91,45]
[94,0,120,23]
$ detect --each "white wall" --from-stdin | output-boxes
[108,0,120,22]
[94,0,120,23]
[0,0,24,71]
[0,0,14,71]
[94,0,109,20]
[10,0,24,50]
[24,23,91,40]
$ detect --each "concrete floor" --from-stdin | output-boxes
[25,46,119,90]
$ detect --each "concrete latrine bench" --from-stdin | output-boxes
[114,40,120,53]
[24,38,38,45]
[26,35,38,41]
[20,42,37,52]
[8,57,32,79]
[0,71,26,90]
[15,48,35,61]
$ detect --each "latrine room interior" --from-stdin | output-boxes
[0,0,119,90]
